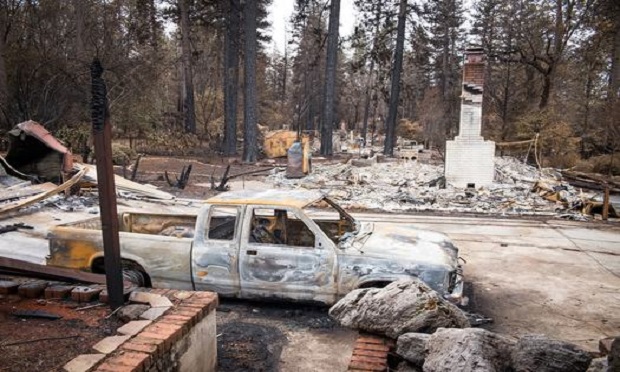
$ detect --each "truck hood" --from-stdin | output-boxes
[341,222,458,268]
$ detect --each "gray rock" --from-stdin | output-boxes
[139,306,169,320]
[117,304,149,323]
[511,335,592,372]
[608,337,620,372]
[424,328,515,372]
[395,361,422,372]
[328,279,469,339]
[396,333,430,367]
[586,357,607,372]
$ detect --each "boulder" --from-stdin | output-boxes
[396,333,430,367]
[395,361,422,372]
[585,357,607,372]
[511,335,592,372]
[608,337,620,372]
[328,279,469,339]
[423,328,515,372]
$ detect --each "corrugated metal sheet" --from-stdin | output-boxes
[15,120,73,172]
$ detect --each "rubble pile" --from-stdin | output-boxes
[268,156,590,216]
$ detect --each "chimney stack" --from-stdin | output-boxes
[444,48,496,188]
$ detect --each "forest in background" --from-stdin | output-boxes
[0,0,618,173]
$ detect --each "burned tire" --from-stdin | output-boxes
[91,257,151,288]
[123,269,147,287]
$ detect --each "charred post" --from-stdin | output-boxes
[91,58,124,309]
[603,186,610,221]
[164,164,193,189]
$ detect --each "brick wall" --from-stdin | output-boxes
[463,63,484,87]
[64,289,218,372]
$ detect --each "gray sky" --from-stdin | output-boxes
[267,0,357,53]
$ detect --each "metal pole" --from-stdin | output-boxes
[91,58,124,309]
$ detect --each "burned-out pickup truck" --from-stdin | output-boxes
[47,190,463,305]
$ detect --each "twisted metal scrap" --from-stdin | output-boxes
[90,58,108,133]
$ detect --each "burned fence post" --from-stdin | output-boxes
[91,58,124,310]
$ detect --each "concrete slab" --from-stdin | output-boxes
[117,320,152,336]
[92,335,132,354]
[149,295,173,308]
[129,291,169,306]
[63,353,105,372]
[140,306,170,320]
[129,290,152,304]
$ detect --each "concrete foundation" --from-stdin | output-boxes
[178,311,217,372]
[65,289,219,372]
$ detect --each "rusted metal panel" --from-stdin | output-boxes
[11,120,74,172]
[263,130,310,158]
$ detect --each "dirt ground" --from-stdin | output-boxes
[216,299,356,372]
[0,295,121,372]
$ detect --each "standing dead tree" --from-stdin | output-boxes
[165,164,192,189]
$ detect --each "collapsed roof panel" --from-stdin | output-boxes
[5,120,73,183]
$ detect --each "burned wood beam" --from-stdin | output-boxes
[130,154,142,181]
[0,154,37,182]
[164,170,175,187]
[0,257,106,284]
[0,222,33,234]
[210,166,273,191]
[215,164,231,191]
[178,164,192,189]
[164,164,192,189]
[91,58,124,310]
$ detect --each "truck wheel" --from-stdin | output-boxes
[123,269,146,287]
[91,258,151,288]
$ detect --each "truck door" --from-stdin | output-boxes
[239,206,337,304]
[191,204,242,296]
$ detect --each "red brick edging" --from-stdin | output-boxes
[348,334,394,372]
[93,289,218,372]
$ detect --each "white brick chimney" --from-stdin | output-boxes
[445,48,495,188]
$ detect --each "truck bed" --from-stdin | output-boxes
[59,212,197,238]
[47,212,197,290]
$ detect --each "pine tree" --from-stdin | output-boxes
[320,0,341,156]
